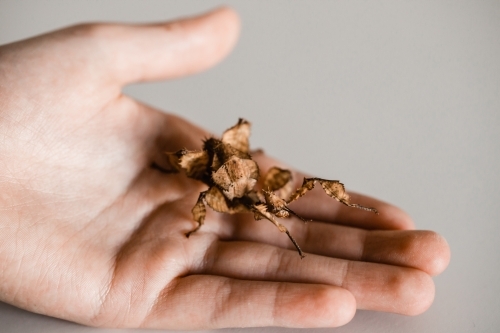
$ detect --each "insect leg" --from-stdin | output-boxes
[285,207,311,223]
[288,178,378,214]
[252,205,305,258]
[316,179,379,214]
[285,230,305,259]
[186,191,207,237]
[286,177,316,204]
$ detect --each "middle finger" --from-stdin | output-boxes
[226,217,449,276]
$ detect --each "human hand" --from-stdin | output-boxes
[0,7,450,329]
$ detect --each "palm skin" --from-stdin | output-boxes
[0,8,450,329]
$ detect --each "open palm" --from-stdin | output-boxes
[0,8,449,329]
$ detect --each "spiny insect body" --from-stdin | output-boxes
[166,119,377,258]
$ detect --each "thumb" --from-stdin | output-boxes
[91,7,240,85]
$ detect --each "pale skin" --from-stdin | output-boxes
[0,7,450,329]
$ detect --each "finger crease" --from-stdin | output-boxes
[340,260,351,290]
[270,282,283,326]
[210,278,232,327]
[359,229,368,261]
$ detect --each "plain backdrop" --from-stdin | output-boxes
[1,1,499,332]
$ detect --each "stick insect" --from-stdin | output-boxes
[166,119,377,258]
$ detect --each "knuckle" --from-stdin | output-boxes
[68,23,114,39]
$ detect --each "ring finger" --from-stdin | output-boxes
[196,240,435,316]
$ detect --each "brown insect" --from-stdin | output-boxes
[166,119,378,258]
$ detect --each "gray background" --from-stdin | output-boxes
[1,0,499,332]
